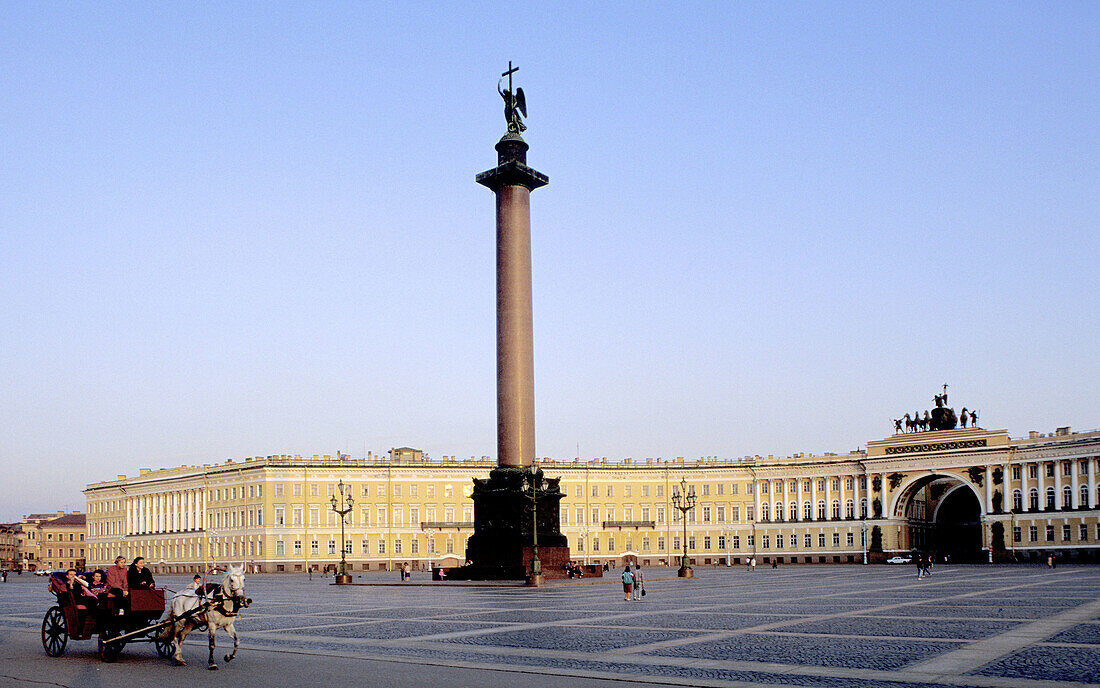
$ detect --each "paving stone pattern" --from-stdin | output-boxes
[3,565,1099,687]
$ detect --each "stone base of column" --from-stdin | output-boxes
[462,466,569,580]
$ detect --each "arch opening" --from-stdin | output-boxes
[896,474,983,562]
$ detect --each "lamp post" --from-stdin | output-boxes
[671,477,696,578]
[522,464,543,586]
[329,480,354,584]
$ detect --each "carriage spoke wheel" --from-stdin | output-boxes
[98,626,124,662]
[154,634,173,658]
[41,607,67,657]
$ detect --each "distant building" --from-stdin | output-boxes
[0,524,18,570]
[37,513,87,571]
[84,426,1100,573]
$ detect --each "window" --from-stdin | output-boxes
[592,485,599,497]
[730,506,739,522]
[1012,527,1021,543]
[1062,525,1071,541]
[760,503,770,521]
[1080,524,1089,541]
[1083,485,1091,508]
[1012,466,1020,480]
[293,484,302,497]
[831,479,839,491]
[310,484,318,497]
[761,482,769,494]
[846,532,854,546]
[817,501,827,520]
[817,479,825,491]
[845,478,853,490]
[362,539,369,554]
[1081,459,1090,475]
[426,484,435,498]
[394,539,402,554]
[803,502,812,520]
[1029,489,1039,511]
[804,534,812,548]
[294,540,302,555]
[703,506,711,523]
[1046,487,1056,509]
[701,484,709,496]
[657,485,665,497]
[789,502,797,521]
[731,535,739,549]
[1045,463,1054,478]
[643,485,650,497]
[311,540,319,555]
[642,537,651,551]
[328,540,336,554]
[1063,486,1073,508]
[716,484,723,495]
[716,506,724,523]
[1029,525,1038,542]
[379,539,386,554]
[444,484,454,498]
[275,483,284,497]
[393,484,402,498]
[831,500,841,519]
[607,485,614,497]
[1028,464,1037,479]
[1045,525,1055,542]
[832,532,840,546]
[593,537,601,552]
[1063,461,1072,476]
[717,535,726,549]
[703,536,711,549]
[776,534,783,548]
[818,533,826,547]
[773,502,782,520]
[1012,490,1022,511]
[730,484,738,495]
[747,534,754,547]
[762,535,770,549]
[845,500,854,519]
[658,536,666,551]
[746,505,754,522]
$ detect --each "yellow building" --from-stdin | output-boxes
[36,513,87,572]
[85,426,1100,574]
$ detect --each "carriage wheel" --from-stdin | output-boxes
[154,634,174,658]
[41,606,67,657]
[98,626,124,662]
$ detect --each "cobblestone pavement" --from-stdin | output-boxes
[2,565,1098,687]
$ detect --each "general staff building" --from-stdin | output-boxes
[84,425,1100,574]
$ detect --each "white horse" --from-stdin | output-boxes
[159,564,251,670]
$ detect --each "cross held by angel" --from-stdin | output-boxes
[499,61,527,134]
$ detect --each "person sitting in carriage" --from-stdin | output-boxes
[50,569,100,611]
[127,556,155,590]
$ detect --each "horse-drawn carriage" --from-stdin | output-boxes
[42,574,174,662]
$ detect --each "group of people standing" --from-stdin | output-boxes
[914,553,934,579]
[564,561,584,578]
[620,565,645,601]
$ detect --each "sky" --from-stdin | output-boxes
[2,2,1098,521]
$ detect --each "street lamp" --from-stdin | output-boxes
[670,477,696,578]
[329,480,354,584]
[522,465,543,586]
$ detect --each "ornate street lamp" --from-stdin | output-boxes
[671,477,696,578]
[330,480,354,584]
[522,465,543,586]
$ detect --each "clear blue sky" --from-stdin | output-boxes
[2,3,1097,520]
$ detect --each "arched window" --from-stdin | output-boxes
[1046,486,1056,509]
[1029,488,1039,510]
[774,501,784,521]
[803,501,812,520]
[1063,486,1073,508]
[845,499,855,519]
[1082,484,1091,509]
[817,500,827,520]
[1012,489,1022,511]
[860,498,868,518]
[789,502,797,521]
[831,500,841,519]
[761,502,770,521]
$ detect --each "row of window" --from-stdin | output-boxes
[272,482,466,499]
[1013,523,1099,543]
[1011,459,1096,480]
[574,530,864,553]
[1011,486,1097,511]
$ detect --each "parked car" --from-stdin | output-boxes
[35,568,54,576]
[886,556,912,564]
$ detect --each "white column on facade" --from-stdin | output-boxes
[1020,460,1029,511]
[796,477,804,521]
[754,480,762,523]
[881,473,891,519]
[1037,462,1046,511]
[984,466,993,514]
[1054,460,1063,511]
[853,472,860,518]
[1071,459,1080,509]
[810,476,818,520]
[824,474,833,520]
[1089,458,1097,509]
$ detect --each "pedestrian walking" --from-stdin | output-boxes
[916,553,926,580]
[621,565,634,601]
[749,556,756,572]
[632,567,645,600]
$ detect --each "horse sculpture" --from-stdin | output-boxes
[159,564,251,670]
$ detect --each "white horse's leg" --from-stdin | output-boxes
[173,621,191,666]
[224,621,239,662]
[207,623,218,670]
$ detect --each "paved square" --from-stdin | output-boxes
[2,565,1098,687]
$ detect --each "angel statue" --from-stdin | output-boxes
[499,79,527,134]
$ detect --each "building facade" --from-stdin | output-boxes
[84,427,1100,574]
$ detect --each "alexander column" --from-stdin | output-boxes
[466,63,568,581]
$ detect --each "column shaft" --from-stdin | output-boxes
[496,184,535,468]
